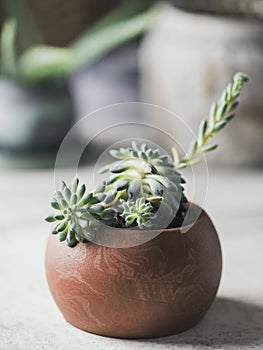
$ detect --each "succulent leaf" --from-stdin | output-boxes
[63,187,71,202]
[114,179,129,191]
[54,215,65,221]
[78,184,86,199]
[45,215,56,223]
[71,177,79,193]
[95,181,106,193]
[201,144,218,153]
[128,179,141,197]
[50,201,60,210]
[89,204,104,214]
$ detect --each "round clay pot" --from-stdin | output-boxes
[45,205,222,339]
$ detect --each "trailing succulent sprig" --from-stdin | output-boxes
[45,72,248,247]
[173,72,248,169]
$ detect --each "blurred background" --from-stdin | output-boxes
[0,1,263,348]
[0,0,262,168]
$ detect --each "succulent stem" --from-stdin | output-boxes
[174,72,248,169]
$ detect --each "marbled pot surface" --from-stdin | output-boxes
[46,208,222,339]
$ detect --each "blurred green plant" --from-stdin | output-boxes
[0,0,161,84]
[1,0,259,84]
[46,73,248,247]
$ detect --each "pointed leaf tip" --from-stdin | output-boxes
[45,215,56,223]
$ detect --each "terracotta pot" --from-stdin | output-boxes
[45,205,222,339]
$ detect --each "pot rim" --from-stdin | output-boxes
[47,203,207,249]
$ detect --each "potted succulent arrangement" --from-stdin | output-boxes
[0,0,159,155]
[45,73,248,338]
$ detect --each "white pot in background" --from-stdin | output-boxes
[139,5,263,166]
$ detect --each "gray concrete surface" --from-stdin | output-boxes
[0,167,263,349]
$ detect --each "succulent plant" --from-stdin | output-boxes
[100,141,187,215]
[46,143,188,246]
[46,72,248,247]
[120,198,157,229]
[45,178,117,247]
[173,72,248,169]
